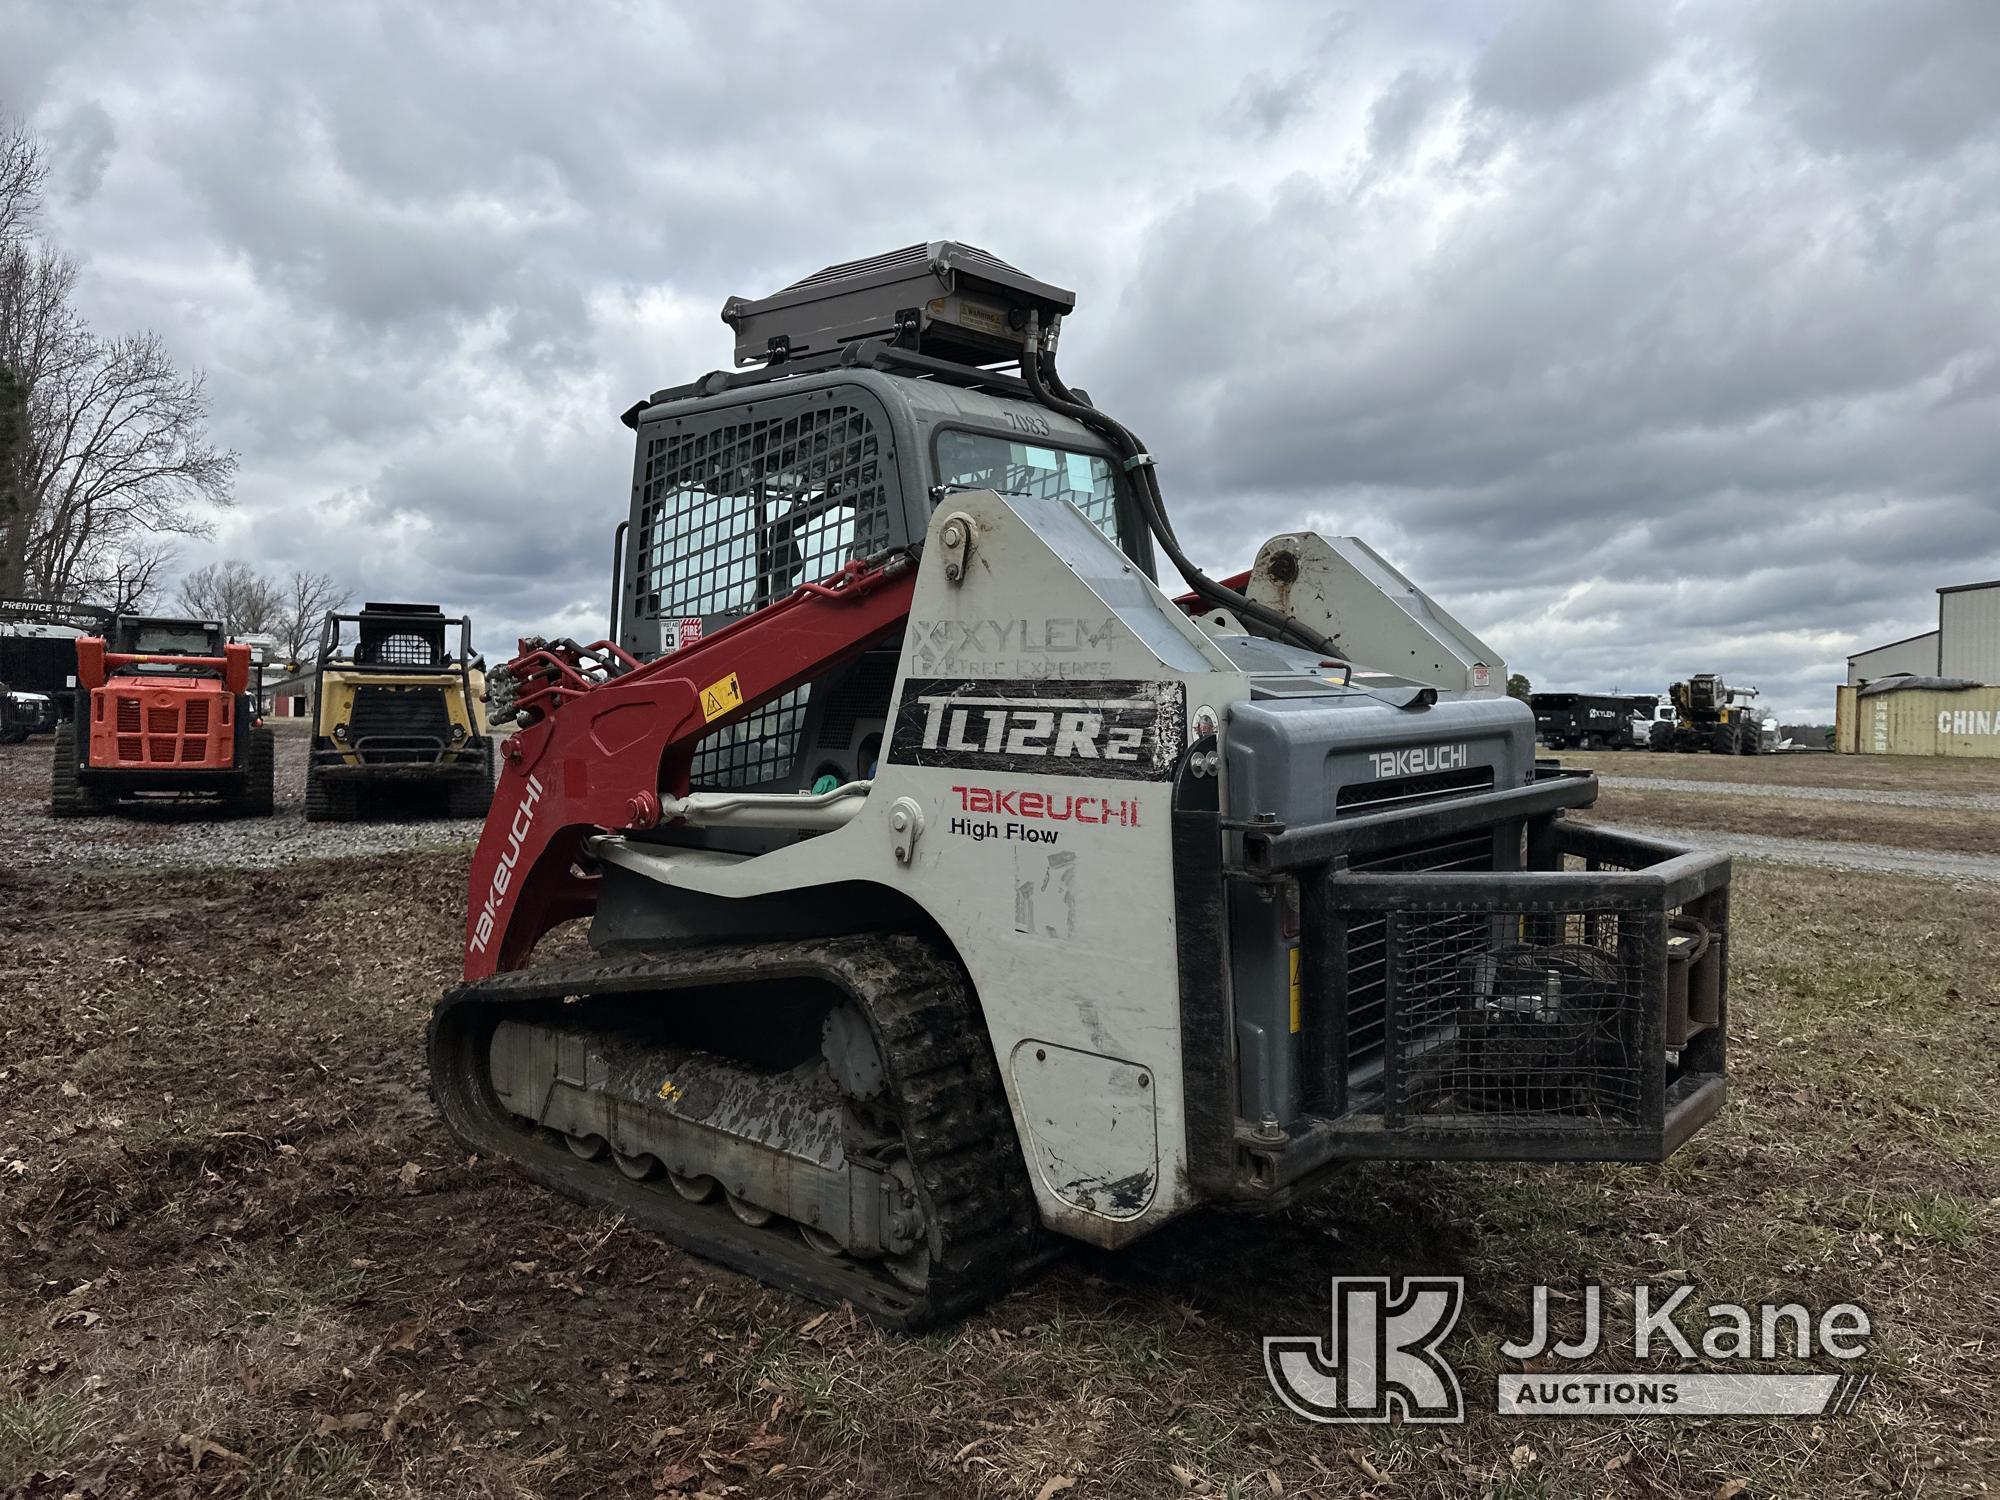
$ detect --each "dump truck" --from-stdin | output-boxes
[430,243,1733,1328]
[2,596,115,727]
[49,614,274,817]
[1651,674,1766,754]
[306,603,493,821]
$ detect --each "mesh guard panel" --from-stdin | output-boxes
[1385,912,1646,1132]
[633,401,891,789]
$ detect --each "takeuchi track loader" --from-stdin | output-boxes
[431,244,1733,1328]
[48,614,274,817]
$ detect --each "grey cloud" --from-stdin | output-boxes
[1229,70,1318,141]
[6,0,1996,722]
[1368,67,1450,162]
[47,98,114,202]
[1470,0,1668,117]
[1744,0,2000,157]
[957,40,1073,111]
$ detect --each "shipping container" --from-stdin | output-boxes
[1834,682,2000,757]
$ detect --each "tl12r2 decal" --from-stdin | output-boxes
[890,679,1187,781]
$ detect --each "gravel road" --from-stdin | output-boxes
[1593,773,2000,811]
[0,728,485,871]
[1596,820,2000,884]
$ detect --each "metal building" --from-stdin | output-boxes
[1845,629,1938,686]
[1938,580,2000,682]
[1835,577,2000,756]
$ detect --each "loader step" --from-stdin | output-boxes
[429,933,1039,1330]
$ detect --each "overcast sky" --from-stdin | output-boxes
[5,0,1997,719]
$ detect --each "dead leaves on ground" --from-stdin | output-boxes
[313,1388,426,1443]
[179,1433,245,1471]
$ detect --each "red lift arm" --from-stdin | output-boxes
[464,553,918,979]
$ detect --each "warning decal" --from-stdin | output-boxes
[699,673,744,723]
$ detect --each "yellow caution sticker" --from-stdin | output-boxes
[657,1077,683,1104]
[699,672,744,724]
[1288,947,1302,1034]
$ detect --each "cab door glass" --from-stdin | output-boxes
[933,429,1122,545]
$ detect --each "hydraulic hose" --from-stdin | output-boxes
[1018,314,1339,658]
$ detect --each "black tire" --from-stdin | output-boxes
[0,724,27,746]
[1710,728,1735,755]
[49,719,108,818]
[1648,724,1672,752]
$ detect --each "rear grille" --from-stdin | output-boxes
[104,692,222,767]
[1337,765,1494,815]
[116,696,142,757]
[349,686,451,764]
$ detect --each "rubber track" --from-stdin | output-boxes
[48,719,103,818]
[429,933,1039,1330]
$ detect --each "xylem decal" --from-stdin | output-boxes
[1368,743,1472,778]
[469,772,545,956]
[891,678,1186,781]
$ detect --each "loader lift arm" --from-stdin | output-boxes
[465,550,919,978]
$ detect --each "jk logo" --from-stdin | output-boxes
[1264,1277,1466,1424]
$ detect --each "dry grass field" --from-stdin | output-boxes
[3,740,1996,1498]
[1574,785,2000,857]
[1564,748,2000,797]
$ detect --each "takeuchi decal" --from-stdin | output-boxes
[469,772,545,956]
[950,784,1142,826]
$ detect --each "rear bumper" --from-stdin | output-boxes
[1183,770,1730,1201]
[313,758,488,782]
[79,766,245,790]
[313,736,488,778]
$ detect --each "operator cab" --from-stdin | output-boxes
[613,244,1155,803]
[105,617,228,676]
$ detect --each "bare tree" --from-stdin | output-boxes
[177,559,280,635]
[276,568,350,666]
[0,119,40,246]
[0,120,51,596]
[0,126,59,596]
[98,541,176,615]
[0,121,233,605]
[20,331,236,600]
